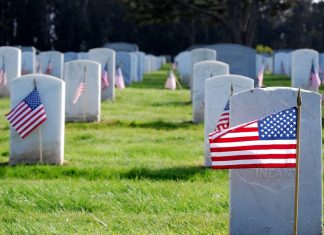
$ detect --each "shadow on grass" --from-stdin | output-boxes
[151,100,191,107]
[119,166,215,181]
[68,119,197,131]
[0,164,222,181]
[129,120,195,130]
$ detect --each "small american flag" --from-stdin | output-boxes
[214,100,229,133]
[0,58,7,87]
[73,69,86,104]
[257,63,264,88]
[115,65,125,89]
[309,62,321,90]
[5,88,47,139]
[101,61,109,90]
[209,107,297,169]
[45,59,52,75]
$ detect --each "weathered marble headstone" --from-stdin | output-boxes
[192,61,229,123]
[144,55,151,73]
[116,52,131,85]
[130,52,138,82]
[9,74,65,165]
[64,52,78,62]
[64,60,100,122]
[190,48,217,89]
[274,52,291,75]
[205,44,256,85]
[148,55,155,72]
[88,48,115,101]
[136,51,145,82]
[230,88,322,234]
[319,53,324,74]
[21,51,35,75]
[204,75,254,166]
[78,52,89,60]
[256,54,273,74]
[0,46,21,97]
[291,49,319,91]
[103,42,138,52]
[175,51,191,85]
[38,51,64,78]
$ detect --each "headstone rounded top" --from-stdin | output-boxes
[0,46,21,53]
[89,48,115,55]
[40,51,63,56]
[207,43,255,51]
[206,74,254,84]
[291,48,318,56]
[12,74,64,87]
[103,42,138,52]
[191,48,216,53]
[65,59,100,67]
[194,60,228,68]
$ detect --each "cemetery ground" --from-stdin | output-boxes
[0,65,322,234]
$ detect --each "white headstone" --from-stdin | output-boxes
[130,52,138,82]
[89,48,115,101]
[78,52,89,60]
[256,54,273,74]
[22,51,35,75]
[64,60,101,122]
[144,55,151,73]
[190,48,217,91]
[176,51,191,85]
[192,61,229,123]
[116,52,131,85]
[38,51,64,78]
[9,75,65,165]
[0,46,22,97]
[64,52,78,62]
[204,75,254,166]
[230,88,322,234]
[274,52,290,75]
[291,49,319,91]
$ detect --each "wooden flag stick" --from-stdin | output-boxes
[83,66,87,122]
[293,88,302,235]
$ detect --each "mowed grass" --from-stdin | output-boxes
[0,65,322,234]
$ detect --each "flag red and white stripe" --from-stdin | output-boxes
[209,107,297,169]
[73,82,85,104]
[309,62,321,90]
[5,89,47,139]
[257,63,264,88]
[45,59,52,75]
[214,101,229,133]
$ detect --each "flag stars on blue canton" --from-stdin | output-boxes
[23,89,42,110]
[258,107,297,140]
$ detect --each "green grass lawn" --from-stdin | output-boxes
[0,65,322,234]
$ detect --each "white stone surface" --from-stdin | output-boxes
[130,52,138,82]
[230,88,322,234]
[291,49,319,91]
[22,51,35,75]
[144,55,151,73]
[274,52,290,75]
[78,52,89,60]
[64,52,78,62]
[204,75,254,166]
[175,51,191,85]
[9,75,65,165]
[192,61,229,123]
[64,60,101,122]
[256,54,273,74]
[89,48,115,101]
[0,46,21,97]
[190,48,217,89]
[38,51,64,78]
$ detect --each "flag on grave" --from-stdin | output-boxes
[214,100,230,133]
[0,58,7,87]
[101,61,109,90]
[209,107,297,169]
[165,70,176,90]
[5,88,47,139]
[257,63,264,88]
[45,59,52,75]
[73,69,86,104]
[309,62,321,90]
[115,65,125,89]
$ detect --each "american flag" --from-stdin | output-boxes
[115,65,125,89]
[45,59,52,75]
[309,62,321,90]
[257,63,264,88]
[214,100,229,133]
[101,61,109,90]
[0,58,7,87]
[5,88,47,139]
[209,107,297,169]
[73,70,86,104]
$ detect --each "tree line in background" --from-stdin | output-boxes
[0,0,323,56]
